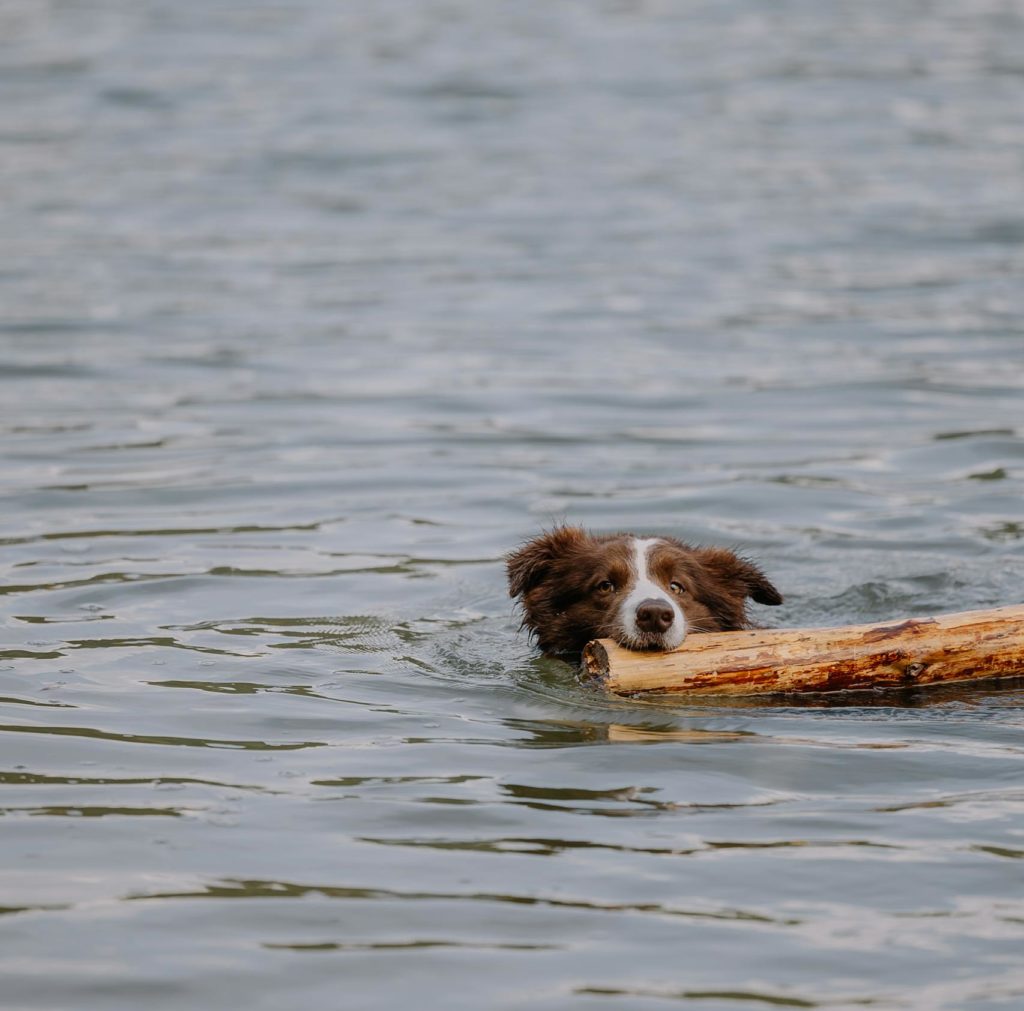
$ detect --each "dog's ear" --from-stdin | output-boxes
[506,526,588,599]
[694,547,783,606]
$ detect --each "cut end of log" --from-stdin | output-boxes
[578,605,1024,697]
[581,639,610,683]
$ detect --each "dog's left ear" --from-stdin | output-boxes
[694,547,783,605]
[506,525,587,599]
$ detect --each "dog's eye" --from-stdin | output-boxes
[595,580,615,594]
[670,581,686,595]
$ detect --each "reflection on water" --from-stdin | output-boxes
[3,0,1024,1009]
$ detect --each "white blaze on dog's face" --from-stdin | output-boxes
[618,537,686,650]
[506,526,783,657]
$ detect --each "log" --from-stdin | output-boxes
[581,604,1024,697]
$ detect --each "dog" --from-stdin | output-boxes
[507,525,782,656]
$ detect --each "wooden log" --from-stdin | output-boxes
[581,604,1024,697]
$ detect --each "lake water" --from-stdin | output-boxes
[2,2,1024,1008]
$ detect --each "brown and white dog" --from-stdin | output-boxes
[507,526,782,656]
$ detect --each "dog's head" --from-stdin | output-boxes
[506,526,782,656]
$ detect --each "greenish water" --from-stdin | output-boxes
[2,2,1024,1009]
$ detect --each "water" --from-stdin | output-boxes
[2,2,1024,1008]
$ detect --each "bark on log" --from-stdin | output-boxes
[581,604,1024,696]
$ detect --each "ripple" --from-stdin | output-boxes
[0,723,326,751]
[0,770,272,791]
[0,695,75,709]
[357,835,901,860]
[575,986,826,1007]
[0,805,184,818]
[934,428,1017,441]
[126,877,795,925]
[0,521,333,548]
[262,939,556,952]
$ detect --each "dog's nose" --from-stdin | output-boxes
[635,598,675,634]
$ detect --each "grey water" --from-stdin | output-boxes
[2,2,1024,1009]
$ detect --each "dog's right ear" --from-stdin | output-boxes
[506,526,587,599]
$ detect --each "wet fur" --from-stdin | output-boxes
[507,526,782,656]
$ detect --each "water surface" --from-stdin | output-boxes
[2,2,1024,1009]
